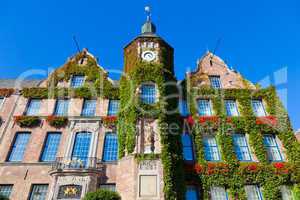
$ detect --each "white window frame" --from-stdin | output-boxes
[0,97,5,111]
[69,75,86,88]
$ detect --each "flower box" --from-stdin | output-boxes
[256,116,277,126]
[46,116,68,128]
[102,116,118,128]
[14,115,41,128]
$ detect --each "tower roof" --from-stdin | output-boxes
[141,6,156,35]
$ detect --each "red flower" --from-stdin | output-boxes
[256,116,277,126]
[199,116,219,124]
[186,116,195,126]
[226,117,233,123]
[194,164,203,174]
[247,164,258,171]
[273,162,285,169]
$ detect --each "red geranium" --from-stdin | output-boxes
[247,164,258,171]
[194,164,203,174]
[186,116,195,126]
[256,116,277,126]
[199,116,219,124]
[273,162,285,169]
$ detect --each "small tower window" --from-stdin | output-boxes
[209,76,222,89]
[140,84,156,104]
[70,75,85,88]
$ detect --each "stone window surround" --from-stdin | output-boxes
[64,121,101,159]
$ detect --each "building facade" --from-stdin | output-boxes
[0,13,299,200]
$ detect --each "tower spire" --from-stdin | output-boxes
[141,6,156,35]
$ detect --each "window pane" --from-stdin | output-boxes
[203,136,221,161]
[280,185,293,200]
[26,99,41,116]
[54,99,69,116]
[100,184,116,192]
[40,133,61,162]
[233,134,252,161]
[263,135,283,161]
[181,134,194,161]
[72,132,91,166]
[211,187,228,200]
[186,186,198,200]
[140,84,156,104]
[179,100,189,116]
[197,99,212,116]
[0,185,13,198]
[71,75,84,88]
[8,133,31,162]
[225,100,239,116]
[81,100,96,117]
[209,76,222,89]
[245,185,263,200]
[29,184,48,200]
[107,100,119,116]
[251,100,266,117]
[0,97,4,108]
[103,133,118,162]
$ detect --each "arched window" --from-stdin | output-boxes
[140,84,156,104]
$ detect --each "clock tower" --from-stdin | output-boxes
[123,8,174,74]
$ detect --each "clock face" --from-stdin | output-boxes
[142,51,156,62]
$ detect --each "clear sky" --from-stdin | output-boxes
[0,0,299,130]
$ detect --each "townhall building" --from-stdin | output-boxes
[0,12,299,200]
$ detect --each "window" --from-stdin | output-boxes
[72,132,92,166]
[140,84,156,104]
[81,99,97,117]
[225,100,239,116]
[29,184,48,200]
[0,97,4,108]
[263,134,283,161]
[107,100,119,116]
[40,132,61,162]
[99,184,116,191]
[25,99,41,116]
[179,100,189,116]
[185,186,199,200]
[280,185,293,200]
[181,134,194,161]
[103,133,118,162]
[54,99,69,116]
[245,185,263,200]
[203,135,221,161]
[8,132,31,162]
[209,76,222,89]
[251,100,266,117]
[210,186,228,200]
[197,99,212,116]
[70,75,85,88]
[232,134,252,161]
[0,185,13,198]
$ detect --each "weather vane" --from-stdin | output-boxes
[145,6,151,21]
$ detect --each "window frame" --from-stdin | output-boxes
[0,97,5,110]
[203,135,221,162]
[28,184,49,200]
[185,185,200,200]
[53,99,70,116]
[181,133,195,162]
[210,186,229,200]
[99,184,116,191]
[102,132,118,162]
[197,99,213,116]
[232,133,253,162]
[7,132,31,162]
[81,99,97,117]
[107,99,120,116]
[139,83,157,105]
[263,134,284,162]
[244,185,264,200]
[224,99,239,117]
[39,132,62,162]
[70,75,85,88]
[0,184,13,198]
[251,99,267,117]
[25,99,41,116]
[209,76,222,89]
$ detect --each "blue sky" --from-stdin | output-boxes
[0,0,299,130]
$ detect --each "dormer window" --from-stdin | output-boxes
[209,76,222,89]
[140,84,156,104]
[70,75,85,88]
